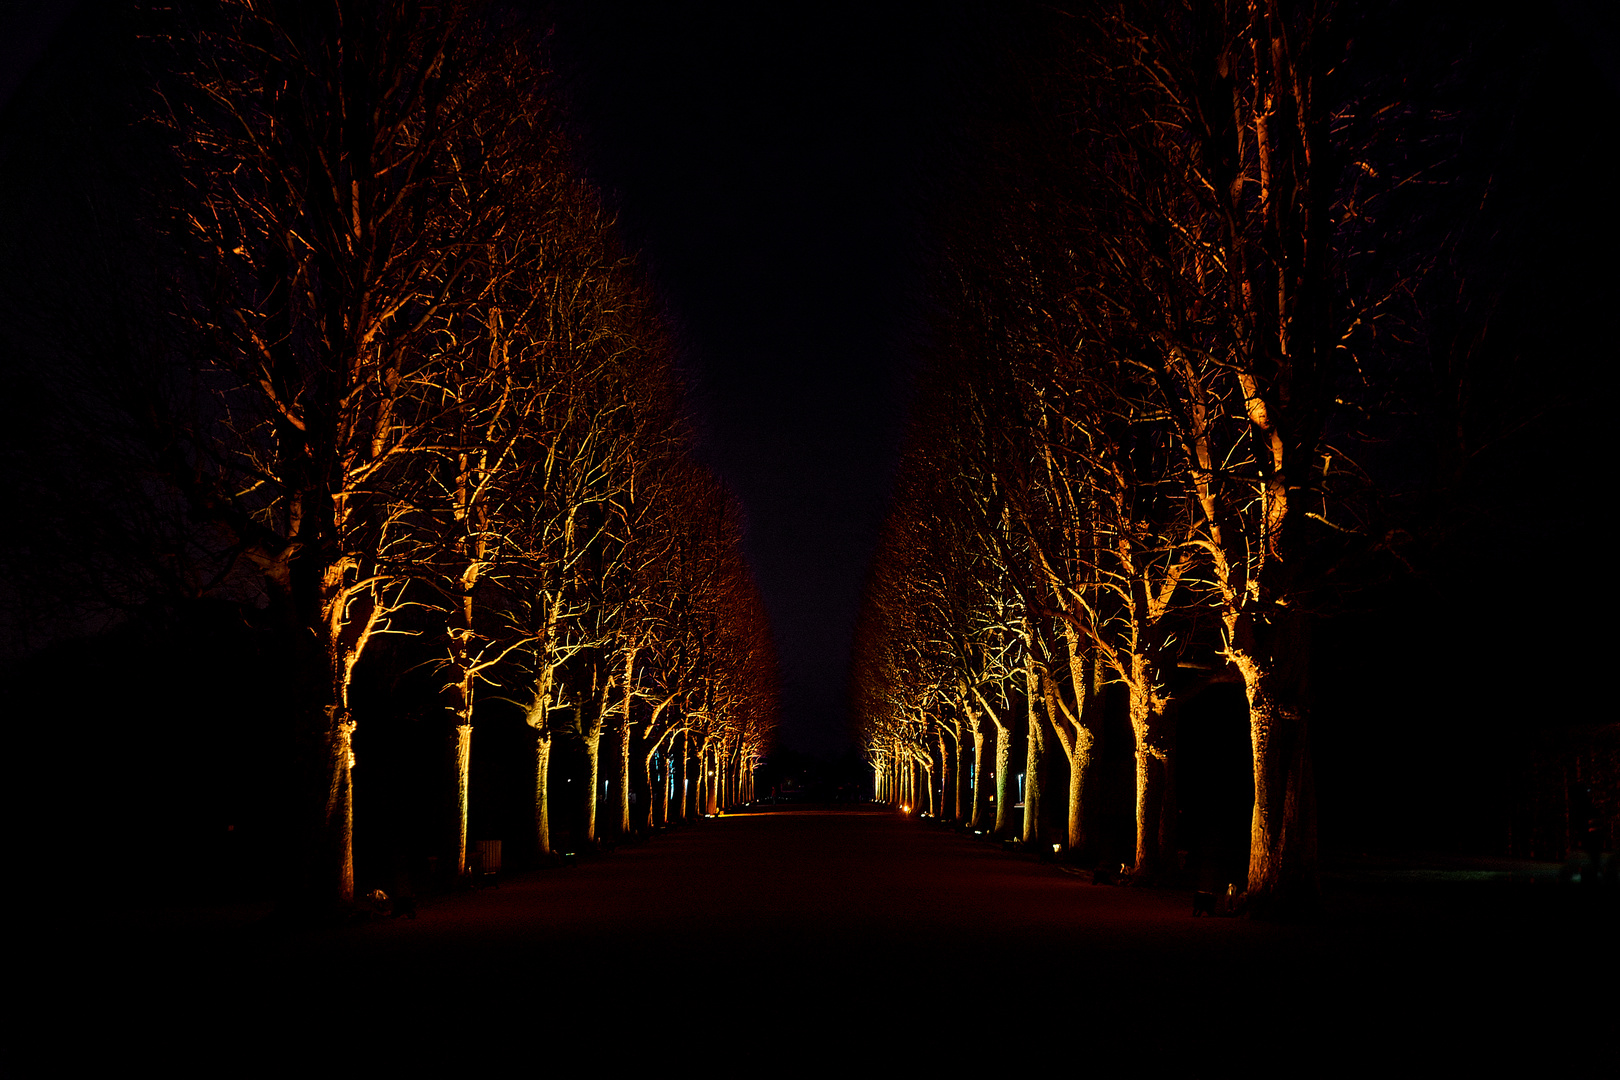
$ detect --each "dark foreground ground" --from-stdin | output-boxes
[26,808,1614,1072]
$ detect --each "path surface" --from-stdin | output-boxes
[57,808,1611,1069]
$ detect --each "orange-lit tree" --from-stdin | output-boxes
[1045,0,1434,912]
[153,0,548,911]
[855,356,1033,835]
[403,37,596,881]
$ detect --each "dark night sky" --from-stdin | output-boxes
[550,3,996,757]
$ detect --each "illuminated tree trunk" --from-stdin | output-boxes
[1232,610,1317,916]
[653,748,668,827]
[681,731,695,821]
[1043,647,1099,856]
[991,715,1014,838]
[453,722,473,877]
[447,608,478,879]
[1127,664,1173,880]
[644,710,680,831]
[1022,655,1044,844]
[582,693,604,846]
[695,739,707,815]
[670,737,682,820]
[967,704,988,830]
[667,730,682,823]
[533,727,553,857]
[292,553,385,912]
[949,723,965,820]
[524,656,557,858]
[616,649,635,837]
[705,743,720,815]
[678,734,690,820]
[332,717,356,903]
[694,736,705,818]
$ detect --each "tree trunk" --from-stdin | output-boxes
[696,740,707,816]
[950,729,962,821]
[333,717,356,904]
[643,745,661,832]
[617,649,635,837]
[968,715,987,830]
[1023,662,1044,845]
[525,663,554,859]
[705,743,719,816]
[669,730,684,823]
[656,747,669,826]
[1232,609,1318,917]
[684,734,695,819]
[534,728,552,857]
[992,717,1014,838]
[452,722,473,877]
[1126,650,1176,880]
[615,717,633,838]
[583,723,602,846]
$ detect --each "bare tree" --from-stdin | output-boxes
[150,0,553,910]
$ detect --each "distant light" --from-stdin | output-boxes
[1052,843,1062,854]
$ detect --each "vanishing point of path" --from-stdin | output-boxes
[59,808,1611,1070]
